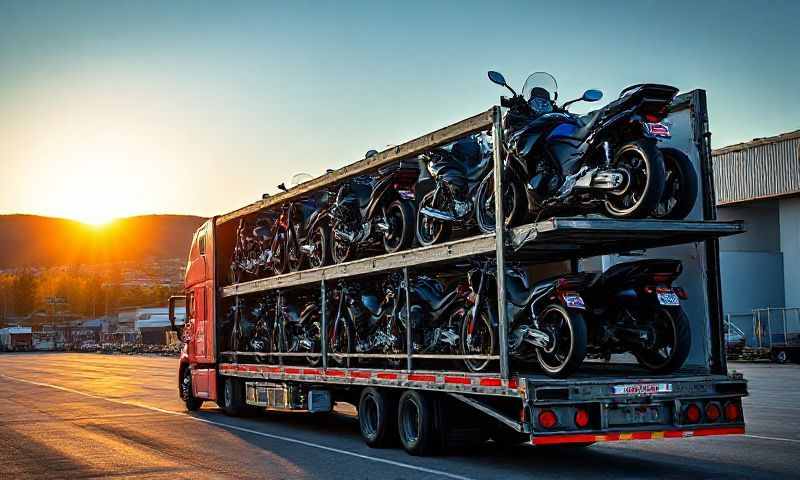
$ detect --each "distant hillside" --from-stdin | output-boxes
[0,214,207,268]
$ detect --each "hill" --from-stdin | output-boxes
[0,214,207,268]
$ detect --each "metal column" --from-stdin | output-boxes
[404,267,413,372]
[491,106,510,380]
[321,280,328,370]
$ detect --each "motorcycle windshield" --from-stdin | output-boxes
[522,72,558,101]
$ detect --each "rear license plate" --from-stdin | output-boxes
[563,293,585,309]
[613,383,673,395]
[647,122,671,138]
[657,292,680,306]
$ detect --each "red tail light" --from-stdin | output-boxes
[673,286,688,299]
[724,402,741,422]
[645,114,660,123]
[705,402,721,422]
[538,410,558,429]
[684,403,702,424]
[574,408,590,429]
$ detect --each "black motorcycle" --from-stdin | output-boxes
[414,132,495,246]
[329,161,418,263]
[270,293,324,366]
[580,259,692,373]
[461,260,588,376]
[329,274,406,366]
[478,70,678,230]
[229,213,281,283]
[279,187,334,272]
[402,275,467,354]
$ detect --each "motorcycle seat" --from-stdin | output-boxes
[349,182,372,209]
[507,274,551,307]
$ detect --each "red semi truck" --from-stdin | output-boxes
[169,91,747,455]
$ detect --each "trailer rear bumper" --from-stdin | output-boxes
[531,426,745,445]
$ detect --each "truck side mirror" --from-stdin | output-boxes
[168,295,186,332]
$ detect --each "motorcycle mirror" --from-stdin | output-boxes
[277,182,288,192]
[582,89,603,102]
[365,149,378,159]
[487,70,506,86]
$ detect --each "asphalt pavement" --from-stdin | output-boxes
[1,353,798,479]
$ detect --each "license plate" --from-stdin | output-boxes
[563,293,586,310]
[657,292,680,306]
[612,383,673,395]
[647,122,671,138]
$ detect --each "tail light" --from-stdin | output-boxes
[724,401,741,422]
[673,286,688,299]
[705,402,721,422]
[538,409,558,429]
[645,114,660,123]
[574,408,590,429]
[684,403,702,424]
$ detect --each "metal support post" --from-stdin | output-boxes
[404,267,413,372]
[491,106,510,380]
[321,280,328,370]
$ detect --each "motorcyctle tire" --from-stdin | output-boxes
[383,199,415,254]
[330,316,354,367]
[535,304,587,378]
[633,306,691,373]
[309,224,331,268]
[475,172,527,234]
[287,229,303,272]
[651,147,698,220]
[330,221,354,264]
[272,236,289,275]
[415,190,452,246]
[603,140,666,219]
[460,303,496,372]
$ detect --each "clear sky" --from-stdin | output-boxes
[1,0,798,223]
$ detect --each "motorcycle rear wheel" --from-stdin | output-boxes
[633,307,691,373]
[604,140,665,218]
[308,224,331,268]
[476,173,527,234]
[535,305,587,378]
[330,317,354,367]
[383,199,415,253]
[650,148,698,220]
[287,229,303,272]
[415,190,452,247]
[272,238,289,275]
[330,222,354,264]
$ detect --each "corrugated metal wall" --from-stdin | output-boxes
[713,132,800,205]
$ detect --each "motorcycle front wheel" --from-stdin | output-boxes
[306,322,323,367]
[633,307,691,374]
[308,224,331,269]
[603,140,665,218]
[535,304,587,378]
[272,238,289,275]
[460,304,496,372]
[415,190,452,246]
[329,317,354,367]
[383,199,415,253]
[287,229,303,272]
[650,148,698,220]
[475,173,527,234]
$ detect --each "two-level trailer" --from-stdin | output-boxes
[169,90,747,455]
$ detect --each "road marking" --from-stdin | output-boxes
[0,374,476,480]
[743,434,800,444]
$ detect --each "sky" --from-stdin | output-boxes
[1,0,798,223]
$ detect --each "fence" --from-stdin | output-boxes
[726,307,800,349]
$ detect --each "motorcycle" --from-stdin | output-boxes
[329,161,418,263]
[580,259,692,373]
[270,293,324,366]
[329,274,406,366]
[278,187,335,272]
[478,70,679,230]
[414,132,495,246]
[461,260,588,376]
[229,213,281,283]
[402,275,467,354]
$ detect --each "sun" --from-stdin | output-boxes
[79,212,115,227]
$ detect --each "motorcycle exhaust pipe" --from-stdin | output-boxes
[333,228,355,243]
[520,325,551,350]
[419,206,456,222]
[299,244,315,255]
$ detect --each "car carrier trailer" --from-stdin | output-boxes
[169,89,748,455]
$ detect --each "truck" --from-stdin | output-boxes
[0,326,33,352]
[169,89,748,455]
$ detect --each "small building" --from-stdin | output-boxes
[0,326,33,352]
[134,307,185,345]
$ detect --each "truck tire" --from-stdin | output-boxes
[181,368,203,412]
[358,387,397,448]
[398,390,437,456]
[222,377,248,416]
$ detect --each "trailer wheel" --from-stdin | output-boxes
[358,387,397,448]
[222,377,247,416]
[398,390,437,456]
[181,368,203,412]
[772,349,789,364]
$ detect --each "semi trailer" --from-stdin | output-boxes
[169,90,748,455]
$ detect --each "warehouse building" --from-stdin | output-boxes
[713,129,800,338]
